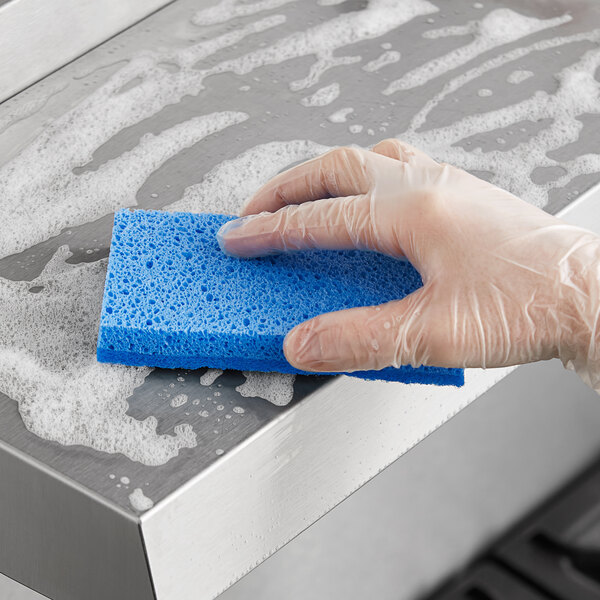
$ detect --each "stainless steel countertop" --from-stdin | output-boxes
[1,1,599,599]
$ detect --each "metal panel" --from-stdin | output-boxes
[0,442,154,600]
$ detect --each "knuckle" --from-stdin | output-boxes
[329,146,364,167]
[325,146,367,194]
[378,138,403,156]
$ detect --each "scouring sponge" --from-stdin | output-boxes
[97,209,463,386]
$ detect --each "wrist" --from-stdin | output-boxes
[557,231,600,390]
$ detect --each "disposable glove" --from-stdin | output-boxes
[217,139,600,392]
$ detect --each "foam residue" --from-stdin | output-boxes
[129,488,154,511]
[200,369,223,386]
[400,32,600,207]
[385,9,571,93]
[169,140,330,214]
[206,0,438,90]
[0,248,197,465]
[192,0,297,26]
[0,0,438,259]
[0,82,67,135]
[0,112,247,260]
[507,69,534,84]
[328,107,354,123]
[363,50,401,72]
[170,393,188,408]
[236,372,296,406]
[301,82,341,107]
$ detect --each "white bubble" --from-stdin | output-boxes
[170,393,188,408]
[129,488,154,512]
[236,372,296,407]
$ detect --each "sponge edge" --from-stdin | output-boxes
[97,209,464,387]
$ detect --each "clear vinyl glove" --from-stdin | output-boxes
[217,139,600,392]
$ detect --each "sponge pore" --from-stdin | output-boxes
[97,209,463,386]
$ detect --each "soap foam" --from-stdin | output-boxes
[385,9,571,93]
[236,372,296,406]
[0,137,328,458]
[205,0,438,90]
[168,140,330,214]
[301,82,341,107]
[328,107,354,123]
[0,0,437,259]
[363,50,401,72]
[170,393,188,408]
[0,248,197,465]
[0,111,248,260]
[192,0,297,26]
[400,32,600,207]
[507,69,534,84]
[200,369,223,386]
[129,487,154,511]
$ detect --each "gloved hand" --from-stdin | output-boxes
[217,139,600,392]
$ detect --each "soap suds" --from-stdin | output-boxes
[0,112,247,260]
[301,82,341,107]
[328,107,354,123]
[349,124,364,133]
[236,372,296,406]
[200,369,223,386]
[169,140,330,214]
[385,9,571,93]
[129,488,154,511]
[507,69,534,84]
[400,33,600,208]
[0,248,197,464]
[363,50,401,72]
[206,0,438,90]
[0,0,437,259]
[170,393,188,408]
[192,0,297,26]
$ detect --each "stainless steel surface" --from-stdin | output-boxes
[0,441,154,600]
[0,0,599,599]
[0,573,47,600]
[219,359,600,600]
[0,0,174,103]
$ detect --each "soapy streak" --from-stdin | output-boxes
[384,9,571,93]
[0,1,438,260]
[400,30,600,207]
[192,0,297,26]
[0,249,197,465]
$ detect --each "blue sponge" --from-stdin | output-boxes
[97,209,463,386]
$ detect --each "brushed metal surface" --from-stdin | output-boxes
[0,0,599,599]
[141,367,516,600]
[0,0,174,103]
[0,441,154,600]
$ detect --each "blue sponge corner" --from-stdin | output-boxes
[97,209,463,387]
